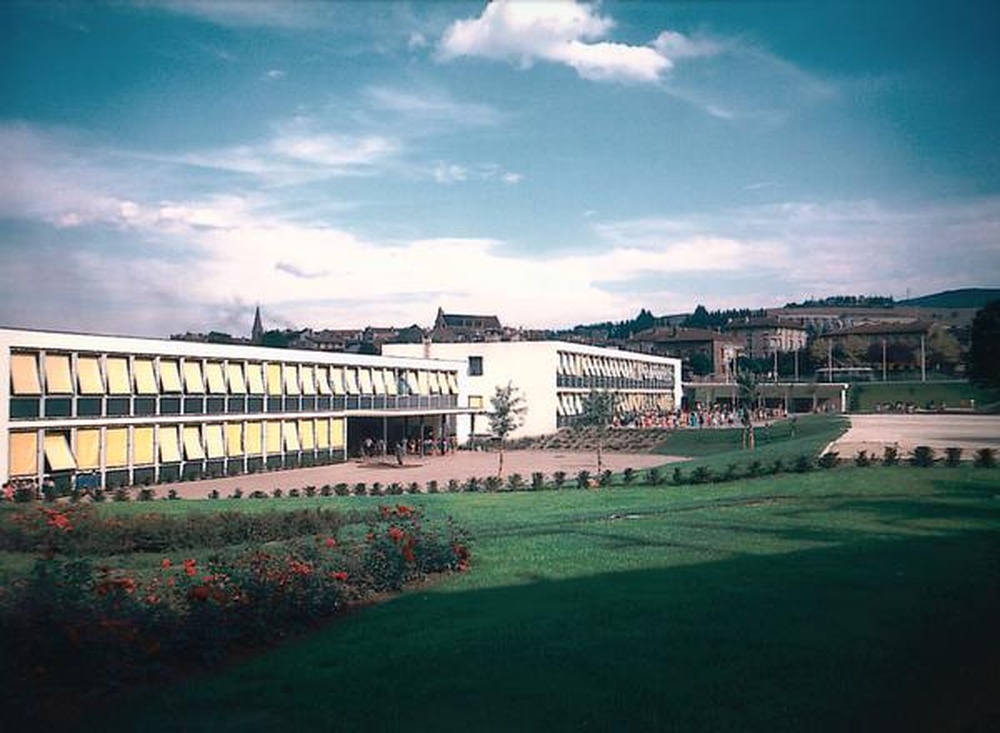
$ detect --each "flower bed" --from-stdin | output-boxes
[0,504,469,720]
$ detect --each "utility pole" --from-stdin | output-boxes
[920,334,926,382]
[882,338,887,382]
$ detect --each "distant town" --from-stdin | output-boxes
[171,288,999,383]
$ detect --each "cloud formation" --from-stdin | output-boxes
[438,0,672,84]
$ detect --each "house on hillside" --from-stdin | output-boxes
[724,317,809,359]
[429,307,504,342]
[629,327,742,381]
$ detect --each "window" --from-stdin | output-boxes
[468,356,483,376]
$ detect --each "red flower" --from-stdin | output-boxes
[330,571,348,581]
[161,558,172,569]
[388,526,405,543]
[396,504,413,517]
[325,537,337,548]
[188,585,211,602]
[183,559,198,576]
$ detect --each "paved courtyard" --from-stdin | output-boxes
[158,449,681,500]
[830,414,1000,457]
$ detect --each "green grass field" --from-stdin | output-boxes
[85,463,1000,733]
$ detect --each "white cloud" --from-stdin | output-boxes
[151,1,329,29]
[262,68,286,80]
[363,86,504,126]
[438,0,671,84]
[653,31,722,61]
[502,172,523,185]
[433,162,468,184]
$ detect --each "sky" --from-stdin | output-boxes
[2,0,999,338]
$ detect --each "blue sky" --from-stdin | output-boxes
[2,0,998,337]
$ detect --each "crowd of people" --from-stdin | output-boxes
[613,404,789,431]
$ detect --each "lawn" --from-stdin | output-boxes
[848,380,1000,412]
[81,463,1000,733]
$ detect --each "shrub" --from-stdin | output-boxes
[167,489,180,500]
[484,476,502,492]
[974,448,996,468]
[353,483,368,496]
[943,447,963,467]
[598,470,613,487]
[426,480,439,494]
[672,467,685,486]
[576,470,592,489]
[770,458,785,475]
[320,484,333,497]
[371,483,384,497]
[208,489,221,500]
[552,471,567,489]
[746,460,763,478]
[910,446,936,468]
[646,467,662,485]
[622,467,636,485]
[507,473,525,491]
[882,445,900,466]
[854,450,873,467]
[113,488,131,502]
[272,488,283,499]
[447,479,461,493]
[138,488,156,501]
[691,466,712,485]
[406,482,421,494]
[334,483,350,496]
[304,485,317,498]
[531,472,545,491]
[817,452,839,469]
[288,488,301,499]
[230,488,244,499]
[249,490,268,499]
[721,463,739,482]
[464,477,481,493]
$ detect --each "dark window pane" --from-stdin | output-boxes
[44,398,73,418]
[106,398,131,417]
[183,397,204,415]
[77,398,102,417]
[228,397,246,414]
[206,397,225,414]
[267,397,282,413]
[161,397,181,415]
[247,397,263,413]
[134,397,156,416]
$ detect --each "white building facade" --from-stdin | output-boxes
[384,341,682,441]
[1,328,468,490]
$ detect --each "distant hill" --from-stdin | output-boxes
[899,288,1000,309]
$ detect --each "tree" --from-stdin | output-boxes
[577,390,619,475]
[488,382,527,477]
[968,300,1000,388]
[926,324,962,374]
[736,369,759,450]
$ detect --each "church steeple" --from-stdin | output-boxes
[251,306,264,345]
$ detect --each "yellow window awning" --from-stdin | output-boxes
[134,359,157,395]
[265,421,282,454]
[384,369,398,395]
[44,433,76,471]
[372,369,386,395]
[417,371,429,395]
[133,427,155,465]
[330,367,345,395]
[331,418,345,448]
[315,419,330,449]
[447,373,459,395]
[300,365,316,395]
[358,368,373,394]
[105,428,129,468]
[204,424,225,459]
[246,364,265,395]
[10,353,41,395]
[245,422,263,454]
[282,422,300,451]
[159,360,182,392]
[227,363,247,394]
[106,357,130,395]
[315,366,331,395]
[183,361,205,394]
[266,364,282,396]
[298,419,315,450]
[182,426,205,460]
[77,356,104,394]
[205,363,226,394]
[225,423,243,457]
[158,426,181,463]
[283,365,300,395]
[44,354,72,394]
[344,368,359,395]
[75,429,101,470]
[9,432,38,476]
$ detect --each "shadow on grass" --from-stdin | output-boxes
[89,526,1000,733]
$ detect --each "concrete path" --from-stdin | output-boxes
[153,450,684,500]
[830,414,1000,457]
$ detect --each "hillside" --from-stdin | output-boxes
[900,288,1000,309]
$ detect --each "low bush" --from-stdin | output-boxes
[530,472,545,491]
[974,448,996,468]
[746,461,764,478]
[464,477,481,493]
[910,446,936,468]
[943,447,962,468]
[854,451,874,467]
[334,483,350,496]
[817,452,840,469]
[598,470,613,487]
[623,467,636,485]
[576,470,591,489]
[353,483,367,496]
[552,471,567,489]
[507,473,525,491]
[690,466,712,485]
[427,480,439,494]
[484,476,503,492]
[447,479,461,493]
[882,445,900,466]
[646,467,663,485]
[672,467,685,486]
